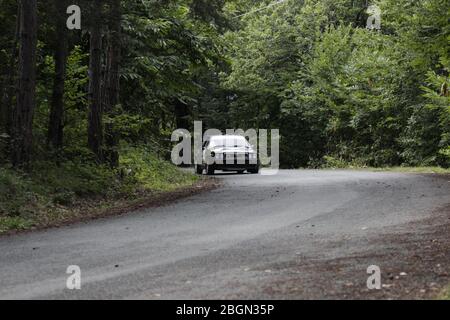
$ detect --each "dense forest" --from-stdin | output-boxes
[0,0,449,230]
[222,0,449,168]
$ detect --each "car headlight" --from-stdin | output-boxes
[215,153,224,160]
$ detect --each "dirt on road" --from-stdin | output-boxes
[257,204,450,300]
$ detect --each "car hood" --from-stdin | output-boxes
[211,146,255,154]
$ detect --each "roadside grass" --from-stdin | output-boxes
[311,157,450,174]
[302,165,450,174]
[308,156,449,173]
[369,166,450,174]
[438,286,450,300]
[0,146,200,234]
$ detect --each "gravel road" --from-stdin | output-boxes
[0,170,448,299]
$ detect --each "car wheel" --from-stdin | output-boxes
[248,167,259,174]
[237,170,245,174]
[206,165,215,175]
[195,165,203,175]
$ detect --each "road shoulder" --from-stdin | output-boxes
[0,177,220,238]
[261,204,450,299]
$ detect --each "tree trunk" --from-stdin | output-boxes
[103,0,121,167]
[175,99,190,130]
[11,0,38,167]
[48,0,68,150]
[1,3,21,137]
[88,0,104,161]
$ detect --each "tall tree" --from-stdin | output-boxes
[11,0,38,166]
[47,0,69,150]
[103,0,121,167]
[88,0,104,161]
[0,2,20,137]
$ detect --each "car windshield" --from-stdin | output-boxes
[209,136,251,148]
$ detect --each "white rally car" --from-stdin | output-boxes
[195,135,259,175]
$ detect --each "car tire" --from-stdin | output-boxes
[248,167,259,174]
[237,170,245,174]
[206,165,215,175]
[195,165,203,175]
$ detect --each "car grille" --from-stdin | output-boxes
[222,153,251,165]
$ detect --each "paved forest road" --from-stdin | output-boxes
[0,170,449,299]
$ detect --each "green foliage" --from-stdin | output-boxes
[420,71,450,167]
[2,0,446,171]
[439,285,450,300]
[223,0,449,168]
[0,145,199,233]
[0,217,33,233]
[0,0,219,233]
[120,145,198,191]
[0,167,38,217]
[313,155,368,169]
[119,0,225,135]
